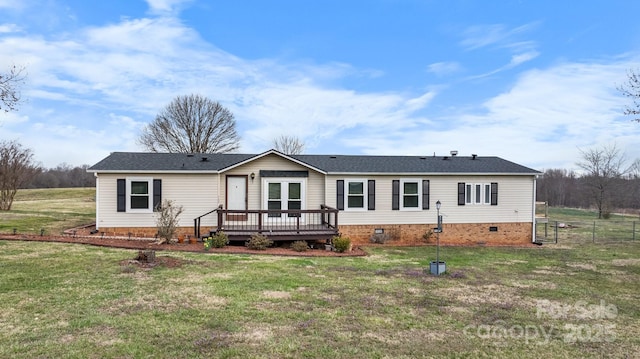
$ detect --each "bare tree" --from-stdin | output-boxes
[618,69,640,122]
[273,135,305,155]
[138,94,240,153]
[576,143,629,218]
[0,64,26,113]
[0,140,41,210]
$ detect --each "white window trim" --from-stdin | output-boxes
[126,177,153,213]
[345,179,367,211]
[466,183,492,205]
[261,177,307,216]
[400,179,422,211]
[483,183,491,205]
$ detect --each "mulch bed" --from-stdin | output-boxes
[0,233,368,257]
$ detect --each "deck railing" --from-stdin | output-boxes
[194,205,339,239]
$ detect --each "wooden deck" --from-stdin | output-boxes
[194,205,339,242]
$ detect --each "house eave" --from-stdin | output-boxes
[325,172,541,176]
[87,170,221,175]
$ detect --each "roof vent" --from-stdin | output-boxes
[201,157,208,162]
[450,150,458,156]
[472,154,477,160]
[443,156,449,160]
[329,156,337,159]
[187,154,194,157]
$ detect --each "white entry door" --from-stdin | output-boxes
[227,176,247,220]
[263,178,305,223]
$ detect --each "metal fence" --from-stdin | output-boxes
[536,220,639,243]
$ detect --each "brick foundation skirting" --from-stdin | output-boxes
[99,222,532,246]
[338,223,533,246]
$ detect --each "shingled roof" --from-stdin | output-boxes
[88,150,540,175]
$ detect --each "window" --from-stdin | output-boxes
[268,182,282,217]
[336,180,375,211]
[117,177,160,213]
[287,182,301,217]
[336,179,376,211]
[458,182,498,206]
[484,184,491,204]
[401,180,420,209]
[130,181,149,209]
[347,180,365,209]
[393,179,429,210]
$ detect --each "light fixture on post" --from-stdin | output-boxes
[430,200,446,275]
[250,172,255,182]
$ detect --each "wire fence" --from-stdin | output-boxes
[536,220,639,243]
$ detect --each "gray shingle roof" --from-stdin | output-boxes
[88,151,540,175]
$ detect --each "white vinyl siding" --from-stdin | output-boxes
[95,173,219,229]
[326,175,535,225]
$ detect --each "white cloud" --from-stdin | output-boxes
[145,0,193,15]
[0,24,21,33]
[427,62,462,76]
[460,22,539,51]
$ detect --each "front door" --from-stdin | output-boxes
[263,179,305,224]
[226,176,247,221]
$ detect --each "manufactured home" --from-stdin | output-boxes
[87,150,541,246]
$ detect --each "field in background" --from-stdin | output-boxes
[536,206,640,243]
[0,188,95,235]
[0,189,639,357]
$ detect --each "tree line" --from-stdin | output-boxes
[536,144,640,217]
[25,163,95,189]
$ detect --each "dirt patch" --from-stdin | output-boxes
[120,255,187,269]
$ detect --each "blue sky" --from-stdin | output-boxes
[1,0,639,171]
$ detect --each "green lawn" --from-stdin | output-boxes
[1,189,639,357]
[0,240,638,358]
[0,188,95,235]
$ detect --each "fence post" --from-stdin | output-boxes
[555,221,558,244]
[634,221,636,241]
[593,221,596,243]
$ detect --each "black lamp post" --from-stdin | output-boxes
[436,200,441,275]
[430,200,445,275]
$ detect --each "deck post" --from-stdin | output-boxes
[217,210,223,233]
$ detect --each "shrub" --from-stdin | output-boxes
[290,240,308,252]
[155,199,184,244]
[332,235,351,253]
[246,233,273,250]
[370,232,390,244]
[422,229,434,242]
[204,231,229,250]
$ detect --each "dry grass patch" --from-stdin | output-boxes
[611,258,640,266]
[261,290,292,299]
[435,283,522,307]
[566,262,597,271]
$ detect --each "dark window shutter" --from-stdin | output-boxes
[153,179,162,211]
[392,180,400,210]
[458,182,466,206]
[422,180,430,210]
[336,180,344,210]
[491,182,498,206]
[368,180,375,210]
[117,179,125,212]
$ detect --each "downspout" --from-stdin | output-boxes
[94,173,100,230]
[531,175,537,242]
